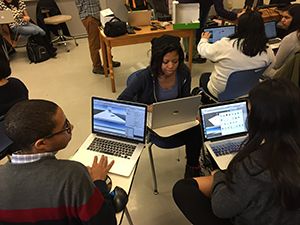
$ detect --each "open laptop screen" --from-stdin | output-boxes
[200,100,248,140]
[203,25,236,43]
[264,21,277,39]
[92,97,147,143]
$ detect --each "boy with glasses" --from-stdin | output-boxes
[0,99,117,225]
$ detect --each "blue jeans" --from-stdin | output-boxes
[11,22,46,36]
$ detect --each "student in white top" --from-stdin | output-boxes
[197,10,274,99]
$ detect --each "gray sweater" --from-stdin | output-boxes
[211,150,300,225]
[273,31,300,70]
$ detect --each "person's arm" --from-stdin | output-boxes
[67,160,117,225]
[179,64,192,97]
[86,155,116,225]
[117,70,147,102]
[23,9,30,22]
[273,34,294,70]
[210,162,254,219]
[213,0,237,21]
[197,32,224,62]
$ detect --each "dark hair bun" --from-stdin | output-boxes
[151,35,181,55]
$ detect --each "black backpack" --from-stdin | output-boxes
[26,36,50,63]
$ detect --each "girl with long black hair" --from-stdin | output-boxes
[173,78,300,225]
[198,10,274,100]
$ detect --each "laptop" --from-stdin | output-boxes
[128,10,152,27]
[203,25,236,43]
[0,10,14,25]
[71,97,147,177]
[264,21,281,48]
[199,99,249,170]
[148,95,201,136]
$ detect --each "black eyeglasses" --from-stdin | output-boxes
[43,119,72,139]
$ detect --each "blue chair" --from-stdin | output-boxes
[202,66,268,102]
[126,70,184,194]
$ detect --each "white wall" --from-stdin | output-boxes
[24,0,300,37]
[25,0,105,37]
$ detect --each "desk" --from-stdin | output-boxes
[99,24,194,92]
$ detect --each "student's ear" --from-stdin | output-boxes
[33,138,48,152]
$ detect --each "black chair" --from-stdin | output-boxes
[36,0,78,52]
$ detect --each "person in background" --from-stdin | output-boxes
[198,10,274,100]
[118,35,203,178]
[277,4,300,38]
[75,0,120,75]
[181,0,240,63]
[0,0,57,57]
[0,99,117,225]
[272,10,300,71]
[173,78,300,225]
[0,49,28,116]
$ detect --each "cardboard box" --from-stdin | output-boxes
[172,2,199,30]
[100,8,114,26]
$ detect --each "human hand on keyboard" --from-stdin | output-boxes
[87,155,114,181]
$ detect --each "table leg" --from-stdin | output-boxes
[106,42,116,92]
[188,30,193,70]
[100,35,108,78]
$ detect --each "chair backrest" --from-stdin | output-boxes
[218,66,268,101]
[36,0,71,37]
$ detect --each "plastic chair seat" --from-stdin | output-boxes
[200,66,268,102]
[149,132,184,148]
[44,15,72,25]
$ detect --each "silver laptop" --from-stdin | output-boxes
[72,97,147,177]
[203,25,236,43]
[128,10,152,27]
[0,10,14,24]
[150,95,202,130]
[264,21,281,48]
[199,100,248,170]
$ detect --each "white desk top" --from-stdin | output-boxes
[151,120,199,137]
[147,111,199,137]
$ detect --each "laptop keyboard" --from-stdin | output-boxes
[87,137,136,159]
[211,140,242,156]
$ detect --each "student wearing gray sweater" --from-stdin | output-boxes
[173,78,300,225]
[0,100,117,225]
[273,30,300,70]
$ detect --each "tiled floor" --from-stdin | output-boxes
[7,38,213,225]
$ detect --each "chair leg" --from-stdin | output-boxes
[148,143,158,194]
[124,207,134,225]
[57,29,70,52]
